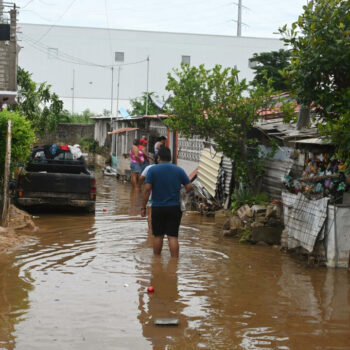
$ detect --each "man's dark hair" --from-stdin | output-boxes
[158,146,171,162]
[133,139,140,146]
[159,136,167,141]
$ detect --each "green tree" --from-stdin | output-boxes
[0,110,36,183]
[9,67,63,136]
[165,63,278,189]
[249,49,291,91]
[59,109,97,124]
[280,0,350,164]
[129,92,162,116]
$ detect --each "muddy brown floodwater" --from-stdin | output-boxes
[0,175,350,350]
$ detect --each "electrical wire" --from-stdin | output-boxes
[21,33,148,68]
[20,9,60,23]
[22,0,35,9]
[34,0,78,44]
[22,33,107,67]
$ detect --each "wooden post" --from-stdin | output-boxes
[1,120,11,227]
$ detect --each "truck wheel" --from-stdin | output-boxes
[86,204,96,213]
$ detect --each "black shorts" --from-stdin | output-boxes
[151,206,182,237]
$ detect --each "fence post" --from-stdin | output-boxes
[1,120,11,227]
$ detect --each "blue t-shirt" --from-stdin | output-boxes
[145,163,190,207]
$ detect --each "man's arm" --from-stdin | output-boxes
[141,183,152,217]
[180,168,193,193]
[185,182,193,193]
[139,175,146,185]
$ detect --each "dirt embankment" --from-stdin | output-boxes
[0,205,38,254]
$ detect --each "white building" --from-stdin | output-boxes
[18,23,283,116]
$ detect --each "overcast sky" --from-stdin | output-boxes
[16,0,307,38]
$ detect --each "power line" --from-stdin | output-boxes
[21,33,148,68]
[20,9,61,23]
[34,0,78,44]
[22,33,107,67]
[22,0,35,9]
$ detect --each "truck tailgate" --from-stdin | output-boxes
[19,172,92,194]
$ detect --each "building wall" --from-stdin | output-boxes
[18,23,283,116]
[38,123,94,145]
[0,8,17,92]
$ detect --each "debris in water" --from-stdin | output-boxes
[154,318,179,326]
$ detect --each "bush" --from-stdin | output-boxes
[78,137,108,157]
[79,137,99,153]
[0,110,36,183]
[60,109,97,124]
[231,188,269,213]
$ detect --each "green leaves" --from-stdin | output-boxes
[281,0,350,167]
[9,67,64,136]
[128,92,162,116]
[249,50,291,92]
[0,110,36,182]
[165,63,277,188]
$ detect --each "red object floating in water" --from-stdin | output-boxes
[103,208,107,212]
[147,286,154,293]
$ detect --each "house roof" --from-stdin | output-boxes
[142,114,168,119]
[255,117,318,142]
[108,127,138,135]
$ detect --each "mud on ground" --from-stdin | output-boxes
[0,205,38,254]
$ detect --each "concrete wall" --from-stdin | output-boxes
[0,8,17,92]
[38,123,94,145]
[18,23,283,116]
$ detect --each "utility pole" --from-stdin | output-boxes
[0,0,3,22]
[1,120,11,227]
[145,56,150,116]
[116,65,121,119]
[237,0,242,37]
[72,68,75,114]
[110,66,114,121]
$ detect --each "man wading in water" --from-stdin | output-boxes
[141,147,193,257]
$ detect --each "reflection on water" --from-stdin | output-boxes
[0,254,33,349]
[0,175,349,349]
[138,257,187,350]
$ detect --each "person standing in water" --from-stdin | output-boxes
[129,139,144,188]
[141,147,193,257]
[153,136,167,164]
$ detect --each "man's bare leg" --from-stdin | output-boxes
[153,235,164,255]
[147,207,152,235]
[167,236,179,258]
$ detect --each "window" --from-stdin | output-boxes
[248,60,258,68]
[48,47,58,59]
[181,55,190,64]
[0,24,10,41]
[115,52,124,62]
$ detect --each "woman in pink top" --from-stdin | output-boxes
[130,139,144,187]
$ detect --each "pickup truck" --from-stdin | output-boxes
[16,145,96,213]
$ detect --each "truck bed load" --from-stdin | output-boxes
[16,145,96,212]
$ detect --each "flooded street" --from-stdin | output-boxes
[0,175,350,350]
